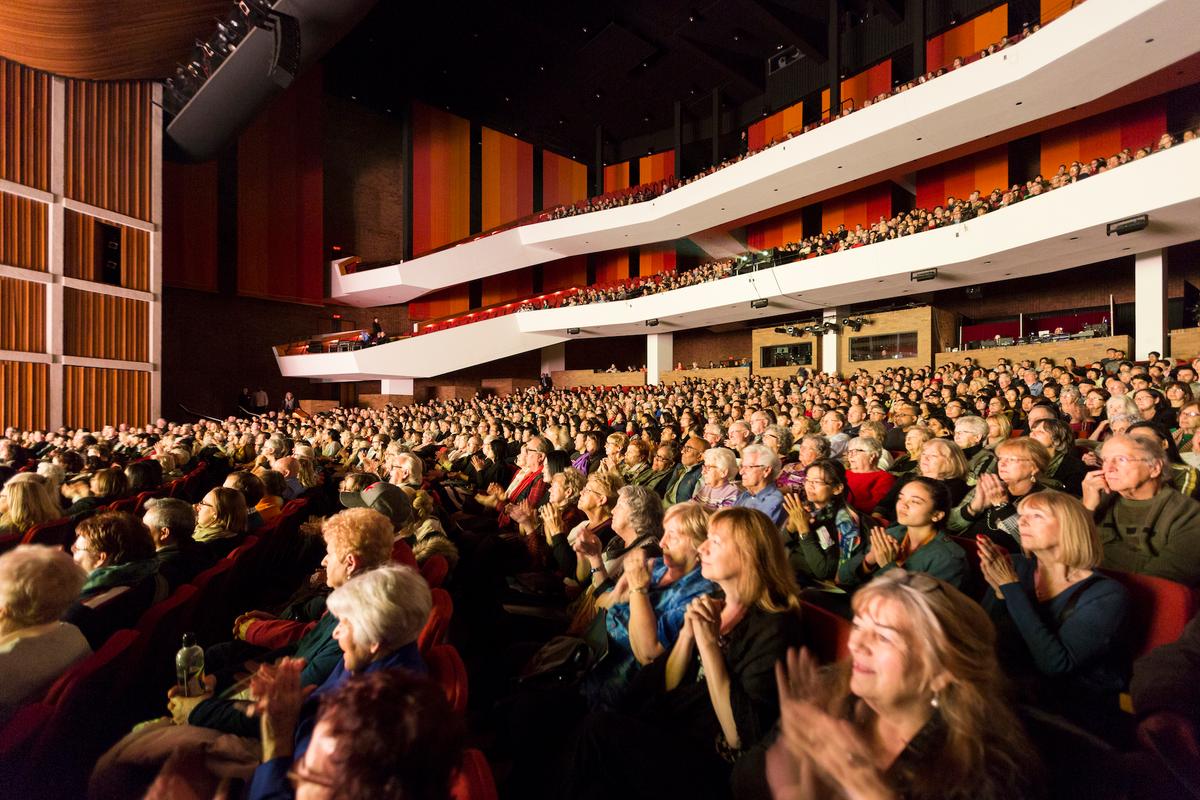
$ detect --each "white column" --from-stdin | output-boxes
[47,77,66,430]
[380,378,414,396]
[148,82,164,424]
[1134,249,1167,358]
[646,332,673,386]
[821,308,842,375]
[539,342,565,374]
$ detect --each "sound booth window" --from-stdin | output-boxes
[761,343,813,367]
[849,332,918,362]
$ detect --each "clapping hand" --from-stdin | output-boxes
[685,595,725,649]
[539,503,563,536]
[970,473,1009,514]
[623,547,652,592]
[976,535,1019,598]
[863,526,899,569]
[782,493,811,537]
[508,500,534,528]
[573,528,602,559]
[246,657,314,762]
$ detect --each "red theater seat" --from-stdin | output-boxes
[1099,568,1197,659]
[452,749,498,800]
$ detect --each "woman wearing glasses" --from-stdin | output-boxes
[763,570,1038,800]
[977,490,1130,736]
[844,437,895,518]
[692,447,741,510]
[782,459,863,585]
[948,438,1052,551]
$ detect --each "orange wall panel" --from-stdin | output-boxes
[821,182,893,233]
[542,151,587,209]
[916,144,1009,209]
[1039,96,1166,177]
[64,287,149,362]
[748,208,805,249]
[481,128,534,231]
[408,284,470,321]
[64,365,150,429]
[0,276,45,352]
[748,100,805,150]
[0,192,47,271]
[926,5,1008,72]
[823,60,891,117]
[411,102,470,256]
[163,159,218,292]
[638,244,676,277]
[482,266,534,307]
[237,69,324,303]
[63,78,154,220]
[0,58,51,192]
[542,255,588,291]
[595,249,628,284]
[0,360,48,430]
[637,151,675,184]
[603,162,630,193]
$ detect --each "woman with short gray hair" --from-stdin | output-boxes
[0,545,91,722]
[845,436,895,516]
[326,564,432,660]
[693,447,740,510]
[575,485,664,588]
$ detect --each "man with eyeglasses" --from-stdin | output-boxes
[883,402,918,451]
[664,437,708,505]
[1084,434,1200,586]
[733,444,787,530]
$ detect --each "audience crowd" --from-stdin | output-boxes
[2,338,1200,798]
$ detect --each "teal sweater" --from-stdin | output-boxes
[839,526,968,590]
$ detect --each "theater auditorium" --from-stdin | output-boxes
[1,0,1200,797]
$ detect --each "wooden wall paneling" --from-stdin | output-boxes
[481,128,534,231]
[541,255,588,291]
[63,365,150,429]
[64,288,149,362]
[63,209,151,290]
[0,192,47,271]
[162,159,218,291]
[0,276,45,352]
[0,58,51,191]
[542,151,588,209]
[0,360,48,430]
[64,78,153,220]
[839,306,935,373]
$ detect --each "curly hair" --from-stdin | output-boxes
[315,670,465,800]
[321,507,394,569]
[76,511,155,565]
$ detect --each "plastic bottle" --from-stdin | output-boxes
[175,632,206,697]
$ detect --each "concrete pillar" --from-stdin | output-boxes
[646,332,674,386]
[821,308,842,375]
[1134,249,1167,358]
[380,378,414,395]
[540,342,565,375]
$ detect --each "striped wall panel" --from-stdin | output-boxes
[0,58,51,192]
[63,287,149,362]
[916,145,1009,210]
[603,162,630,194]
[542,151,587,210]
[64,365,150,429]
[63,208,151,291]
[821,182,893,233]
[638,244,676,277]
[162,159,218,291]
[0,360,49,430]
[637,151,675,184]
[822,60,892,118]
[542,255,588,292]
[0,276,45,352]
[482,266,533,307]
[748,208,805,250]
[1040,96,1166,177]
[411,102,470,257]
[595,249,629,284]
[0,192,47,271]
[926,5,1008,73]
[407,284,470,321]
[481,128,533,231]
[63,78,154,221]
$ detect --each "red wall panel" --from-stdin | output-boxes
[748,100,804,150]
[481,128,533,231]
[926,5,1008,73]
[916,144,1009,210]
[638,244,676,277]
[163,159,218,291]
[1039,96,1166,177]
[595,249,628,284]
[637,151,675,183]
[408,284,470,321]
[236,68,324,302]
[542,151,587,209]
[823,60,891,117]
[411,102,470,256]
[482,266,533,307]
[542,255,587,291]
[821,182,893,233]
[747,208,805,249]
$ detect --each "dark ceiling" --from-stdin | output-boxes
[323,0,850,161]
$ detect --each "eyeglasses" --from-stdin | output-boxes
[740,463,769,471]
[1101,455,1149,468]
[996,456,1032,465]
[681,445,702,454]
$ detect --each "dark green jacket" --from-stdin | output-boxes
[839,526,968,590]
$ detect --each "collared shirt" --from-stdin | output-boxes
[734,483,787,530]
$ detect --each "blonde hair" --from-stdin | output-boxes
[708,507,799,613]
[322,508,394,569]
[988,413,1013,442]
[921,438,968,480]
[1,479,62,533]
[663,501,710,548]
[1016,490,1102,570]
[605,432,629,453]
[556,467,586,508]
[201,487,248,534]
[995,437,1050,475]
[409,490,436,523]
[585,470,624,509]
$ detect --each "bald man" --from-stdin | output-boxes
[272,456,304,500]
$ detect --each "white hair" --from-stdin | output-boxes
[703,447,740,482]
[0,545,86,628]
[741,443,782,481]
[954,415,989,441]
[326,565,432,650]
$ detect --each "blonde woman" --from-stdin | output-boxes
[0,478,62,538]
[398,490,459,570]
[598,432,629,475]
[948,437,1051,550]
[193,486,248,560]
[978,490,1130,732]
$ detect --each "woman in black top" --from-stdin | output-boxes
[564,507,803,800]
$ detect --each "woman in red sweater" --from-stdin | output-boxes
[845,436,895,518]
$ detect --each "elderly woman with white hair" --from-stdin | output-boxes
[575,485,664,589]
[953,415,995,484]
[1084,433,1200,587]
[1089,395,1141,442]
[0,544,91,723]
[245,564,432,799]
[844,436,895,517]
[692,446,740,510]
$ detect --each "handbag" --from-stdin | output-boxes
[515,635,594,687]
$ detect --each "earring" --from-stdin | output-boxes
[930,693,940,709]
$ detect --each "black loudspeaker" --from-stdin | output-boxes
[97,222,122,286]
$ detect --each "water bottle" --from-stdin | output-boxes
[175,632,206,697]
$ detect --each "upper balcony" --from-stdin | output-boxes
[330,0,1200,307]
[280,137,1200,381]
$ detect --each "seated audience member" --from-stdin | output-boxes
[510,467,584,571]
[763,570,1039,800]
[734,443,787,529]
[124,459,163,494]
[1174,399,1200,461]
[552,471,621,580]
[1130,613,1200,797]
[66,511,163,646]
[841,477,967,590]
[888,426,932,475]
[778,434,830,494]
[782,459,863,584]
[844,436,895,517]
[143,498,211,591]
[565,507,802,798]
[597,432,628,475]
[0,474,62,538]
[254,469,288,525]
[1126,421,1200,501]
[224,470,267,530]
[584,502,714,707]
[192,487,248,561]
[619,437,653,486]
[875,437,969,521]
[643,442,679,496]
[854,420,895,470]
[0,544,90,723]
[949,438,1052,550]
[1084,434,1200,586]
[663,436,707,504]
[953,415,995,484]
[244,564,433,800]
[978,490,1130,734]
[693,446,740,510]
[397,489,460,569]
[574,485,663,589]
[1029,417,1089,495]
[66,467,129,520]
